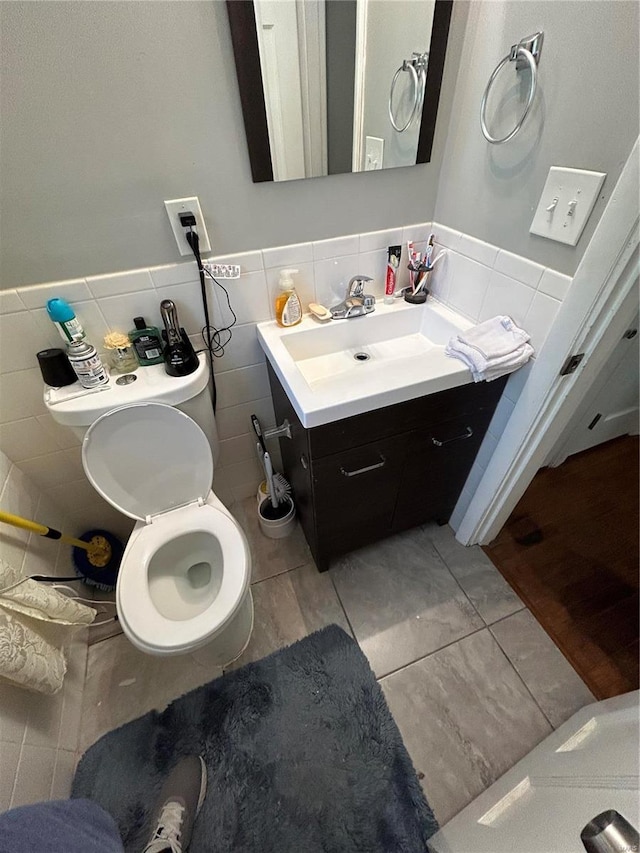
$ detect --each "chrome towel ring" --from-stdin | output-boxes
[480,31,544,144]
[389,51,428,133]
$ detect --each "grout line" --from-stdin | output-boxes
[10,734,27,809]
[487,623,556,730]
[377,624,488,682]
[484,604,527,628]
[249,557,310,587]
[328,572,357,642]
[426,533,489,627]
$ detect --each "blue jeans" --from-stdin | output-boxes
[0,799,124,853]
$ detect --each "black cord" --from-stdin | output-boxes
[200,267,237,358]
[184,228,237,412]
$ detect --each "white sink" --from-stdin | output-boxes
[257,299,474,428]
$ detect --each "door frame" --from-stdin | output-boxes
[545,302,639,468]
[352,0,369,172]
[456,138,640,545]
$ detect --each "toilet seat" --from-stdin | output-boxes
[116,501,249,655]
[82,402,251,656]
[82,402,214,521]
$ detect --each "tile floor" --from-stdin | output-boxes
[80,497,595,825]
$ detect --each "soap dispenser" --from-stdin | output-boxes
[275,269,302,327]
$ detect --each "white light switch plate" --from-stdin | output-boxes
[164,196,211,256]
[365,136,384,171]
[530,167,606,246]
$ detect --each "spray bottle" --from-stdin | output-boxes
[46,298,108,388]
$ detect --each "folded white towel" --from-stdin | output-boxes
[445,340,534,382]
[445,315,534,382]
[456,316,530,359]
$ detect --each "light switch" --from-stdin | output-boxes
[530,167,606,246]
[365,136,384,171]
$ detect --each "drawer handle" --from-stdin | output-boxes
[340,454,386,477]
[432,426,473,447]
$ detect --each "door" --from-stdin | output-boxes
[428,691,639,853]
[548,310,639,466]
[393,411,493,531]
[254,0,326,181]
[254,0,306,181]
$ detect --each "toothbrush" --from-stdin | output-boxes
[45,385,112,405]
[428,249,446,269]
[407,241,415,289]
[425,243,434,268]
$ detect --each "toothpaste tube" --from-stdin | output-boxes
[384,245,402,304]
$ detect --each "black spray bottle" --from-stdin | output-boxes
[160,299,199,377]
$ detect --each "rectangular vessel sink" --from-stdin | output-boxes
[257,299,474,427]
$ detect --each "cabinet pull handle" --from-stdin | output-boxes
[432,426,473,447]
[300,454,308,470]
[340,454,386,477]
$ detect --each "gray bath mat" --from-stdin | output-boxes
[72,625,437,851]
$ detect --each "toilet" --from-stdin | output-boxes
[81,401,253,665]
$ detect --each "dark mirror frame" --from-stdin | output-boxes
[227,0,454,183]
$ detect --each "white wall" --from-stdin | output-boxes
[434,0,639,276]
[0,449,88,811]
[0,0,465,288]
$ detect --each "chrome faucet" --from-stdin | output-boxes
[330,275,376,319]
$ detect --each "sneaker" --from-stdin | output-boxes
[143,755,207,853]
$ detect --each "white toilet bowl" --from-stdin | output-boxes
[82,402,253,664]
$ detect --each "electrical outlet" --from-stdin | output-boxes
[202,261,241,279]
[365,136,384,171]
[164,196,211,256]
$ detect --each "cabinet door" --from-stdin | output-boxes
[312,437,406,560]
[393,409,495,531]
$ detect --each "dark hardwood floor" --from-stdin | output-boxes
[484,435,639,700]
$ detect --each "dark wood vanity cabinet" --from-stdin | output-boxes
[267,362,507,571]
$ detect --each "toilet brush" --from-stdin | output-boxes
[0,510,123,591]
[264,451,278,510]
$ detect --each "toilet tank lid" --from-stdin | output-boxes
[44,354,209,427]
[82,402,213,521]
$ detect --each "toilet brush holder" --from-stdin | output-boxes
[258,496,296,539]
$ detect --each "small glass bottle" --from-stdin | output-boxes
[129,316,164,365]
[103,332,138,374]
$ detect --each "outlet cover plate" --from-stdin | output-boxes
[530,167,606,246]
[164,196,211,256]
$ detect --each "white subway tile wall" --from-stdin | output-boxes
[0,449,88,811]
[0,222,572,537]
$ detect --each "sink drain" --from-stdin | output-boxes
[354,352,370,362]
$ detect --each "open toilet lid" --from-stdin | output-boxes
[82,402,214,521]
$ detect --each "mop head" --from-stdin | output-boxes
[72,529,123,591]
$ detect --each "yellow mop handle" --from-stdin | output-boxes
[0,510,94,553]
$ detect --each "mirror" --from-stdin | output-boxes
[227,0,453,183]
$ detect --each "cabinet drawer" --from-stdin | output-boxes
[312,437,405,556]
[309,376,507,458]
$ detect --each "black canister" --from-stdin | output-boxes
[36,348,78,387]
